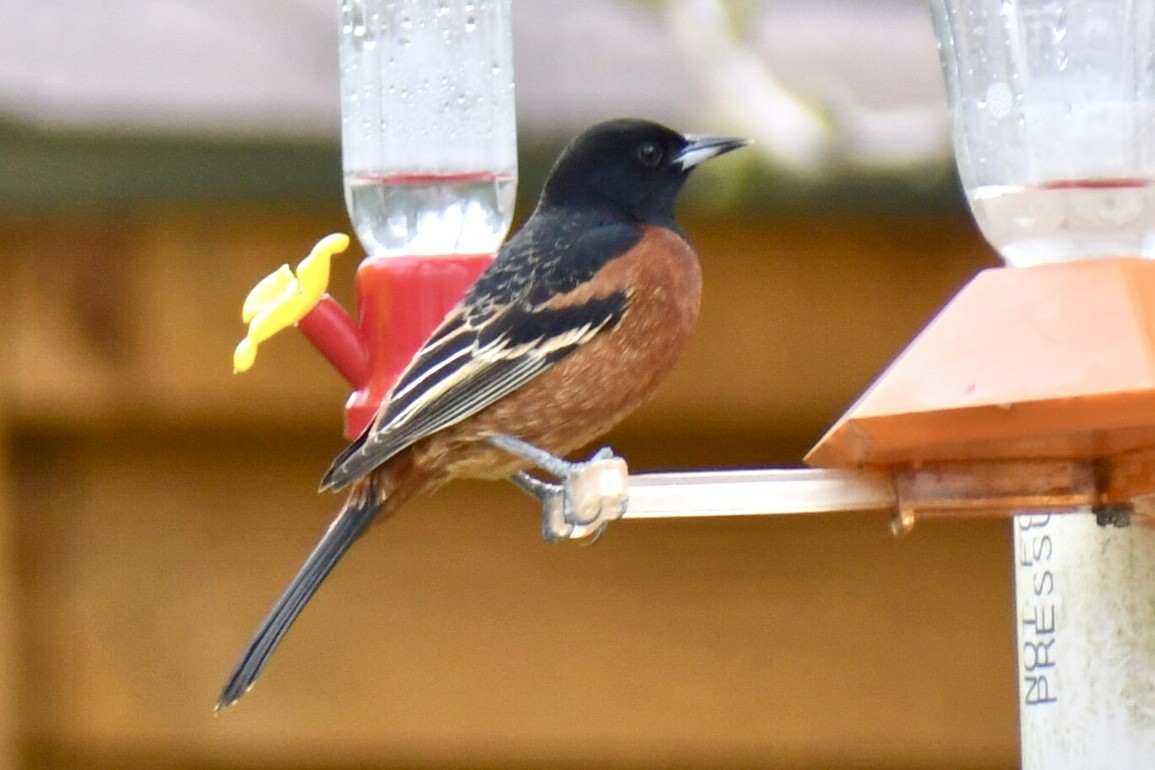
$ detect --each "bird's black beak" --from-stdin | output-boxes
[674,134,750,170]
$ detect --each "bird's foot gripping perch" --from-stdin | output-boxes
[490,435,630,543]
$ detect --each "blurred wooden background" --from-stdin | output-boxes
[0,191,1019,768]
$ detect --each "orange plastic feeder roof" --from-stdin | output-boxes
[806,258,1155,470]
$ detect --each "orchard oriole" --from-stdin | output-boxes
[217,118,747,709]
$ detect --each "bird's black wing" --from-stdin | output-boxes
[320,221,638,491]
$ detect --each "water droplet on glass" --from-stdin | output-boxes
[456,93,467,105]
[435,0,449,17]
[1057,51,1069,71]
[353,23,367,38]
[465,16,477,31]
[400,14,412,30]
[985,81,1014,119]
[491,63,501,76]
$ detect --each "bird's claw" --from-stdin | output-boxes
[538,447,629,543]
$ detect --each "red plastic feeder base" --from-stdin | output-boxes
[343,254,492,439]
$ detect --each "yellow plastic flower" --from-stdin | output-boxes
[233,233,350,373]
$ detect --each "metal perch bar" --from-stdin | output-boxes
[623,468,897,519]
[615,451,1155,532]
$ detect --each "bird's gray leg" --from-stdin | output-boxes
[491,435,629,542]
[490,435,603,478]
[509,470,558,499]
[509,471,570,542]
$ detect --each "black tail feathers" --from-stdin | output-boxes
[216,479,384,710]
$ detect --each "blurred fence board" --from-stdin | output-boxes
[0,414,16,770]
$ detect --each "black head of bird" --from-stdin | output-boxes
[539,118,748,228]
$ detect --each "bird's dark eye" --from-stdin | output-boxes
[636,140,664,168]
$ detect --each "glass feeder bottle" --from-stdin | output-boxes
[931,0,1155,267]
[340,0,517,258]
